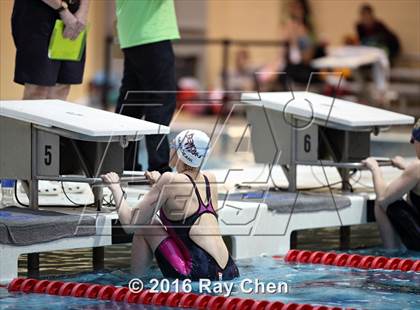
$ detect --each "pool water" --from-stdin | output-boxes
[1,249,419,310]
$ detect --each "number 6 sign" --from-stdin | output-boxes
[297,125,318,162]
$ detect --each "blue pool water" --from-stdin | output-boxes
[1,249,419,310]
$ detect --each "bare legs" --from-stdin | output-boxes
[23,83,71,100]
[23,84,49,99]
[374,202,402,249]
[48,84,71,100]
[130,218,168,276]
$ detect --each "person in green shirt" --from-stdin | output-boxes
[115,0,180,174]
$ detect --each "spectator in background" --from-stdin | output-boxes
[12,0,89,100]
[356,4,401,64]
[226,47,256,92]
[115,0,179,174]
[260,0,324,90]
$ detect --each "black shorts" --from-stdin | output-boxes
[12,0,85,86]
[386,199,420,251]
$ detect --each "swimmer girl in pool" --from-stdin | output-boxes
[363,119,420,251]
[102,130,239,280]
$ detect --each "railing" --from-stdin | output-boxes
[102,36,286,107]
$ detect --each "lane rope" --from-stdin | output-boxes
[283,250,420,272]
[5,277,352,310]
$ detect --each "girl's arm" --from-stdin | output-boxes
[363,158,420,208]
[392,156,408,170]
[102,172,172,229]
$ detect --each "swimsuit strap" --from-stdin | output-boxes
[184,173,206,205]
[203,174,212,205]
[184,173,215,214]
[200,174,218,217]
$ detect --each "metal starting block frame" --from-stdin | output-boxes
[242,92,414,191]
[0,100,170,210]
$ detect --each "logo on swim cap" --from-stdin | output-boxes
[183,133,203,159]
[175,130,210,168]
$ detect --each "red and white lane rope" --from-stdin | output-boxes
[6,277,352,310]
[283,250,420,272]
[4,250,418,309]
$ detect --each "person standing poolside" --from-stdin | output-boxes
[363,120,420,251]
[102,130,240,280]
[12,0,89,100]
[115,0,179,174]
[10,0,89,193]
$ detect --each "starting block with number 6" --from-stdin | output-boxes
[241,92,414,191]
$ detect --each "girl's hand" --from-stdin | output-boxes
[145,171,161,185]
[101,172,121,192]
[391,156,406,170]
[362,157,380,171]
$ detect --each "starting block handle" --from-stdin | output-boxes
[36,175,148,185]
[296,159,393,169]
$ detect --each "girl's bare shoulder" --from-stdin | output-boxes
[161,172,192,185]
[203,171,216,182]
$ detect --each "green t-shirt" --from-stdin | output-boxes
[116,0,180,49]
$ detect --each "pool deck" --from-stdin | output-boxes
[1,161,404,284]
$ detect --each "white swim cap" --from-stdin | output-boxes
[175,130,210,168]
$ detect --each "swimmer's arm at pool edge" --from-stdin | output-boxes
[102,172,171,231]
[391,156,408,170]
[363,157,420,208]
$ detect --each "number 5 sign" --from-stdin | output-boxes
[36,130,59,176]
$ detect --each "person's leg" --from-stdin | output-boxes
[143,82,176,174]
[12,0,59,93]
[130,218,168,276]
[139,41,176,173]
[116,51,145,171]
[130,233,155,275]
[23,84,50,99]
[47,84,71,100]
[144,127,173,173]
[374,201,402,249]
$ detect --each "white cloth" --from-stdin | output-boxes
[311,45,390,92]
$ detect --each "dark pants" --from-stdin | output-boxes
[278,63,320,90]
[116,40,176,173]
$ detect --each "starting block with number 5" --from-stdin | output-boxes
[0,99,169,209]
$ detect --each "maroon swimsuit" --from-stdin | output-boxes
[154,174,239,281]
